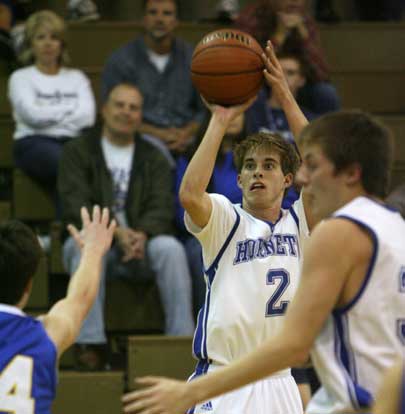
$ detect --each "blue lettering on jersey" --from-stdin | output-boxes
[233,233,298,265]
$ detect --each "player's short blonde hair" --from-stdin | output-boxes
[233,132,301,177]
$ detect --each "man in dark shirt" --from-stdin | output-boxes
[101,0,204,164]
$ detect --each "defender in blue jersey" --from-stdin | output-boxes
[123,41,403,414]
[0,206,115,414]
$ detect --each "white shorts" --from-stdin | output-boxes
[188,363,303,414]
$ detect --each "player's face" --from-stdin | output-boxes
[238,146,292,210]
[102,86,143,138]
[299,144,347,219]
[279,58,305,98]
[143,0,178,41]
[31,26,62,67]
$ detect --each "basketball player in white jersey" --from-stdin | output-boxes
[123,42,317,414]
[122,42,405,414]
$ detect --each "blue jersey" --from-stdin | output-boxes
[0,304,57,414]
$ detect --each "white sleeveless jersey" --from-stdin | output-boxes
[185,193,309,367]
[307,197,405,414]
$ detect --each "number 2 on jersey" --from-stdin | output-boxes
[266,268,290,316]
[0,355,34,414]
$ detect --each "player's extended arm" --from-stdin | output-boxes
[262,41,309,147]
[42,206,116,356]
[121,219,361,414]
[373,359,404,414]
[179,98,255,228]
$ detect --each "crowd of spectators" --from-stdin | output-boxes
[2,0,403,376]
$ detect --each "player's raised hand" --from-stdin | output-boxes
[261,41,292,104]
[67,206,116,256]
[122,376,193,414]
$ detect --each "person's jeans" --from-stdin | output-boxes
[184,236,206,318]
[13,135,71,216]
[63,234,195,344]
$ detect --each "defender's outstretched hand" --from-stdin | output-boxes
[261,40,292,104]
[67,206,116,257]
[122,376,193,414]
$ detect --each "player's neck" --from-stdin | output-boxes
[244,203,282,223]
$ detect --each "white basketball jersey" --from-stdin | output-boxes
[307,197,405,414]
[185,193,309,367]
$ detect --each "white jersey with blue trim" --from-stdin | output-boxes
[185,193,308,367]
[307,196,405,414]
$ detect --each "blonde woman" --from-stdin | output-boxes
[8,10,95,205]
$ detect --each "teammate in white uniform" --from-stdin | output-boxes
[122,41,404,414]
[123,41,316,414]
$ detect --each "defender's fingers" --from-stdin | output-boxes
[91,205,101,223]
[67,224,81,243]
[101,207,110,226]
[81,206,91,227]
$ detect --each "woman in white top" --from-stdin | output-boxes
[8,10,95,205]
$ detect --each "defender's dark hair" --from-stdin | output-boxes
[233,132,300,176]
[0,220,42,305]
[300,110,394,198]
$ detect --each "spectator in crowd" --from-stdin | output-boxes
[174,112,246,316]
[247,50,317,140]
[354,0,404,20]
[59,83,195,370]
[7,10,95,207]
[0,0,16,70]
[235,0,340,114]
[67,0,99,22]
[247,50,318,209]
[386,183,405,218]
[101,0,204,166]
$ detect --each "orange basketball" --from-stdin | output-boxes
[191,29,264,106]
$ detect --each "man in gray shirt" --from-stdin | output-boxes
[101,0,204,163]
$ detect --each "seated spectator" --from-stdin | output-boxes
[59,83,195,370]
[0,0,16,70]
[7,10,95,207]
[175,112,245,316]
[247,50,318,141]
[247,50,317,208]
[101,0,204,166]
[67,0,100,22]
[235,0,340,114]
[355,0,404,21]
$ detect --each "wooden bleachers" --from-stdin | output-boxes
[53,371,124,414]
[127,336,195,390]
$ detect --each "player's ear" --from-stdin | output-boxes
[284,173,293,189]
[237,174,243,189]
[344,162,362,186]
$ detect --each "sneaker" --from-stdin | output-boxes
[68,0,100,22]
